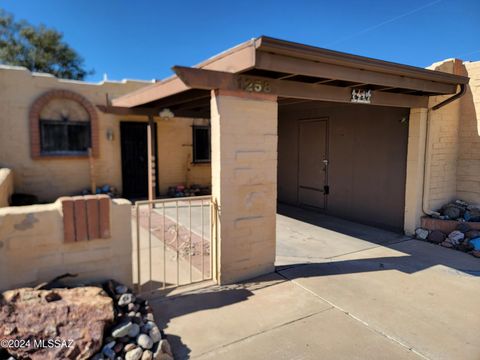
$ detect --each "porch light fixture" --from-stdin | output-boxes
[159,108,174,119]
[106,128,114,141]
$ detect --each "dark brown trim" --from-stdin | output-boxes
[255,36,469,85]
[174,66,428,108]
[111,36,467,109]
[254,52,457,95]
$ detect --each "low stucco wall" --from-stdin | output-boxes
[0,168,14,208]
[0,198,132,291]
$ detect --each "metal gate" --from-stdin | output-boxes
[134,196,216,293]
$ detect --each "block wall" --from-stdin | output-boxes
[211,90,278,284]
[457,62,480,203]
[0,168,14,208]
[0,198,132,291]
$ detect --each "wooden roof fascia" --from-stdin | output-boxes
[254,36,469,85]
[112,42,257,108]
[111,77,189,108]
[173,66,428,108]
[254,51,458,95]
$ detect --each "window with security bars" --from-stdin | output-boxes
[40,119,91,155]
[192,126,211,163]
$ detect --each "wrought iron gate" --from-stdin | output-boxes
[134,196,216,293]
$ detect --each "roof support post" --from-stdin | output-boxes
[210,89,278,284]
[147,115,156,202]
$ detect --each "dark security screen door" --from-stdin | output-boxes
[120,122,158,199]
[298,119,328,209]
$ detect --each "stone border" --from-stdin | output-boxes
[29,89,99,159]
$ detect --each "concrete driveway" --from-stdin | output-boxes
[151,204,480,359]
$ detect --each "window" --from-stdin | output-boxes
[192,126,211,163]
[40,119,91,154]
[30,89,99,159]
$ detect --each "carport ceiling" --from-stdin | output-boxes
[108,36,469,117]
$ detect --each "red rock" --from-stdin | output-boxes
[0,287,114,359]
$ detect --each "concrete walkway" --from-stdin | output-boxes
[150,205,480,359]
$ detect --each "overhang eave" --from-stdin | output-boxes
[109,36,469,111]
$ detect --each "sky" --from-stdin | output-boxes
[1,0,479,82]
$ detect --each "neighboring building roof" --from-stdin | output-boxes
[110,36,469,115]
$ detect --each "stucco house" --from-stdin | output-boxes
[1,36,479,288]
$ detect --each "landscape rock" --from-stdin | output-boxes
[118,293,136,306]
[116,285,129,295]
[124,343,137,352]
[149,325,162,343]
[442,204,462,219]
[155,353,174,360]
[112,321,134,338]
[0,287,114,360]
[103,345,116,359]
[448,230,464,245]
[142,349,154,360]
[455,222,470,233]
[142,321,156,333]
[129,323,141,338]
[137,334,154,349]
[427,230,446,244]
[158,339,173,356]
[113,342,124,353]
[126,347,143,360]
[415,228,429,240]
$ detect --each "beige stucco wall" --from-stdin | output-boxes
[424,60,463,212]
[0,168,14,207]
[421,60,480,213]
[211,91,277,284]
[156,118,211,194]
[457,61,480,203]
[0,66,211,202]
[0,198,132,291]
[403,59,480,234]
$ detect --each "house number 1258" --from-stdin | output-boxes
[238,78,272,93]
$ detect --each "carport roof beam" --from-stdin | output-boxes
[110,36,468,110]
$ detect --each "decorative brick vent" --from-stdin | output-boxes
[60,195,111,242]
[29,89,99,159]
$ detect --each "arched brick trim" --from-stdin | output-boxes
[29,89,99,158]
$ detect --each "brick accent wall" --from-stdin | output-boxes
[29,89,99,159]
[60,195,111,242]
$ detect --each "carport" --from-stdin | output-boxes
[108,36,468,284]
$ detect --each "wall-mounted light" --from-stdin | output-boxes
[106,128,114,141]
[159,108,174,119]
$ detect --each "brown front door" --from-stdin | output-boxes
[298,118,328,209]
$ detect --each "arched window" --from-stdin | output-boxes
[30,89,99,158]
